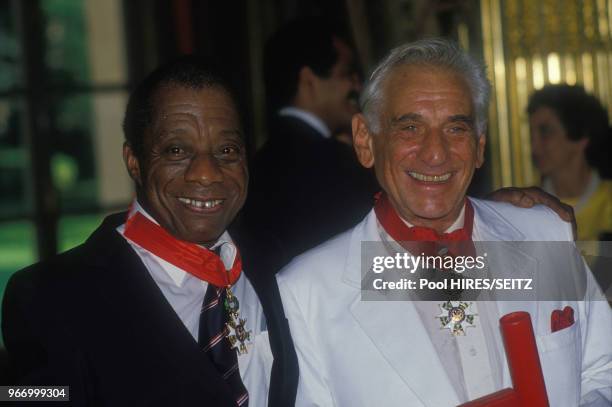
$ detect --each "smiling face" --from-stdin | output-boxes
[353,65,486,232]
[124,84,248,245]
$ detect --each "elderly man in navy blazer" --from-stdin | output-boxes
[2,56,297,407]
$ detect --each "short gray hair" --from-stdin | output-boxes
[360,38,491,135]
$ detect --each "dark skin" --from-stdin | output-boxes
[123,84,248,246]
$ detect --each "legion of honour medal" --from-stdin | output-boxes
[436,300,477,336]
[224,287,252,355]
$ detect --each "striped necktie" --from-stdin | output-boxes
[199,285,249,406]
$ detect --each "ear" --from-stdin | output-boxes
[123,142,143,186]
[475,133,486,168]
[352,113,375,168]
[297,66,319,96]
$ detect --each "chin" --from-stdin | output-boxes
[411,202,457,221]
[415,210,452,222]
[184,233,221,246]
[169,222,221,244]
[193,227,226,244]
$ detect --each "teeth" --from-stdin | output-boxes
[408,172,451,182]
[178,198,223,209]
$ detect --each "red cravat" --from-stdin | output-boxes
[373,192,476,258]
[123,211,242,288]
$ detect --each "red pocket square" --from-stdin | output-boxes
[551,306,574,333]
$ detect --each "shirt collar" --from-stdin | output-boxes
[278,106,332,138]
[131,201,238,286]
[542,171,601,212]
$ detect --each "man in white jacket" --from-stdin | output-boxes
[277,39,612,407]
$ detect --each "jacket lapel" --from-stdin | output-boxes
[82,214,236,404]
[344,211,461,406]
[470,199,542,388]
[471,198,539,308]
[351,298,461,405]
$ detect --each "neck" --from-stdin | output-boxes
[408,215,460,235]
[374,193,474,248]
[400,203,465,234]
[549,159,591,199]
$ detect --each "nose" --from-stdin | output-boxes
[184,153,223,185]
[417,129,449,166]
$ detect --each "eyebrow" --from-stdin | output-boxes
[391,113,423,125]
[448,114,475,126]
[154,128,189,141]
[220,129,244,139]
[154,128,244,143]
[390,113,475,126]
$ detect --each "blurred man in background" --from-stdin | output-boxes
[245,17,379,263]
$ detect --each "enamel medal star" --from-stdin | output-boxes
[436,300,477,336]
[224,287,251,354]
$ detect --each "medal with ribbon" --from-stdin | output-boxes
[436,300,477,336]
[123,208,252,354]
[374,192,479,336]
[223,283,251,355]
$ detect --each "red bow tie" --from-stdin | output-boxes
[374,192,476,258]
[123,210,242,288]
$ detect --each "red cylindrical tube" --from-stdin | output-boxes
[500,311,549,407]
[458,388,519,406]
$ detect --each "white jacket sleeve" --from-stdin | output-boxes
[277,275,337,407]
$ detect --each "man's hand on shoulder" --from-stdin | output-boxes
[487,186,577,240]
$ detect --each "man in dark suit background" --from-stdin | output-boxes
[246,17,379,263]
[2,56,297,407]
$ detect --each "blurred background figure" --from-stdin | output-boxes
[244,17,379,264]
[528,84,612,242]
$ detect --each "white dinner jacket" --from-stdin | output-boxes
[277,198,612,407]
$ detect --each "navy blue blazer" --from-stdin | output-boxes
[2,213,298,407]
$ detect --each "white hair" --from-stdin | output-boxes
[360,38,491,135]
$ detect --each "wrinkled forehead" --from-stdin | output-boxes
[147,83,241,130]
[385,63,471,92]
[380,64,474,113]
[137,83,242,150]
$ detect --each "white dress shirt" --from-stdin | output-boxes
[116,202,272,406]
[386,206,501,402]
[278,106,332,138]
